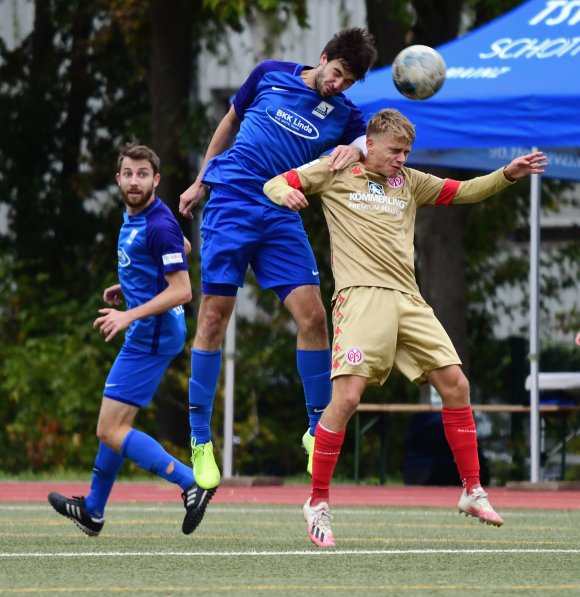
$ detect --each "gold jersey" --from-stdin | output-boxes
[265,157,513,300]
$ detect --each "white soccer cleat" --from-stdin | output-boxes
[458,487,504,527]
[303,497,335,547]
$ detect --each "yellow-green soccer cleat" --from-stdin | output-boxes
[191,439,221,490]
[302,430,314,476]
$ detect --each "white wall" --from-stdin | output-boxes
[196,0,367,111]
[0,0,33,51]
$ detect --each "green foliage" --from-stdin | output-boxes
[202,0,308,30]
[0,263,114,472]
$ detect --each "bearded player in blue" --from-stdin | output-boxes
[179,29,377,490]
[48,144,213,536]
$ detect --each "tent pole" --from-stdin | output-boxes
[529,148,541,483]
[223,304,236,479]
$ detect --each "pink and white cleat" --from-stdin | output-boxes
[458,487,504,527]
[303,498,335,547]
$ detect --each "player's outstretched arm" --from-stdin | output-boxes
[94,270,192,342]
[179,106,241,219]
[503,151,548,182]
[575,332,580,347]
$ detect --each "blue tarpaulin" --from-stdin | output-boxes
[346,0,580,181]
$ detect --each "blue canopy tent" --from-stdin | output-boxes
[346,0,580,482]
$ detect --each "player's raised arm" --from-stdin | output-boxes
[502,151,547,181]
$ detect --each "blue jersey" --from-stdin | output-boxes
[201,60,366,206]
[117,198,188,355]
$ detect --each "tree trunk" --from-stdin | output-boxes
[415,204,471,372]
[364,0,408,66]
[149,0,197,223]
[149,0,200,444]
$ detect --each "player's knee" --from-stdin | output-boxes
[334,392,360,421]
[195,310,229,345]
[297,301,328,335]
[443,372,470,407]
[96,424,112,446]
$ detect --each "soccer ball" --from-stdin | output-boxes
[392,45,446,100]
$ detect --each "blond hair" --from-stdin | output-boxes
[366,109,416,145]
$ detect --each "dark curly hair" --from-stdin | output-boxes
[322,28,377,81]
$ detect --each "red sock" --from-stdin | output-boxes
[442,406,480,494]
[310,423,346,506]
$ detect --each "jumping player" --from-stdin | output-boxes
[48,144,213,536]
[178,29,377,489]
[264,109,548,547]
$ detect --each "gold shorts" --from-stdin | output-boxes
[331,287,461,385]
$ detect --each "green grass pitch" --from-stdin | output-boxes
[1,503,579,595]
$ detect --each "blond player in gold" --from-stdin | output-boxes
[264,108,547,547]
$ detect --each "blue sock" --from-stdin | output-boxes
[121,429,194,490]
[296,348,332,435]
[189,349,222,445]
[84,442,124,519]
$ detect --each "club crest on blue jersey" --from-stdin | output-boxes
[368,181,385,195]
[312,101,335,119]
[265,106,320,140]
[118,247,131,267]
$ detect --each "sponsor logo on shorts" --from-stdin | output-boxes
[312,101,334,119]
[162,252,184,265]
[266,106,320,140]
[346,347,364,366]
[387,175,404,188]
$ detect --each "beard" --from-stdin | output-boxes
[122,182,155,210]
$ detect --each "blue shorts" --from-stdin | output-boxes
[200,193,320,290]
[103,345,177,408]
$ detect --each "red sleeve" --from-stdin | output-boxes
[435,179,461,206]
[282,170,303,191]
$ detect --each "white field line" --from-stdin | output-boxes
[0,504,572,517]
[1,548,580,558]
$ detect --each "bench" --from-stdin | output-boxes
[354,403,580,484]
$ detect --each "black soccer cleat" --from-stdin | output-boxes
[181,482,217,535]
[48,492,105,537]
